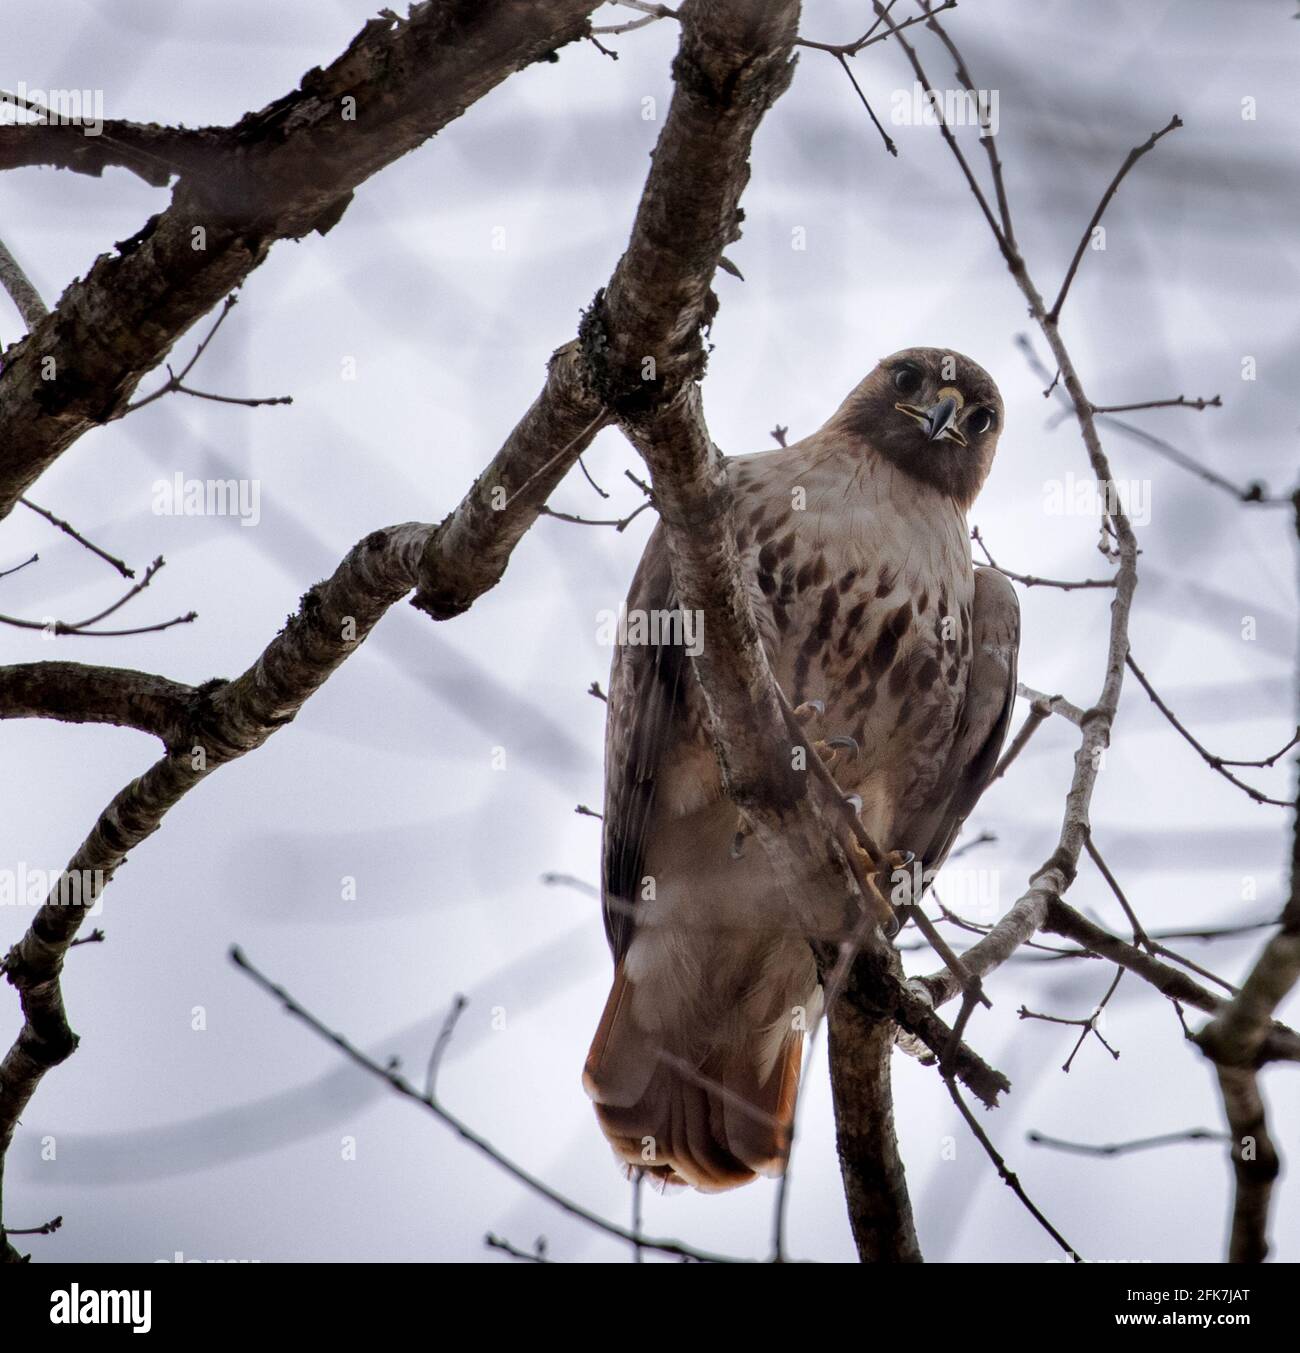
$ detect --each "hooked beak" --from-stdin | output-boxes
[922,395,962,443]
[895,388,967,446]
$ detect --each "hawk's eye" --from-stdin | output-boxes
[893,364,922,395]
[967,407,996,435]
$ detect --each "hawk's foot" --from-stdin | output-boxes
[730,810,754,860]
[792,698,860,787]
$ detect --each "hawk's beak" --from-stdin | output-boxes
[922,395,963,445]
[895,391,967,446]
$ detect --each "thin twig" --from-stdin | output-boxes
[832,52,897,157]
[125,294,291,414]
[1017,334,1285,505]
[1027,1127,1228,1157]
[991,696,1054,782]
[596,1,678,38]
[19,498,135,578]
[1019,967,1123,1072]
[1046,115,1183,321]
[631,1170,645,1264]
[1126,653,1295,807]
[425,995,468,1098]
[972,526,1116,591]
[0,553,39,581]
[538,500,652,532]
[230,947,740,1263]
[795,1,958,55]
[1,1214,62,1238]
[945,1077,1082,1261]
[1089,395,1221,414]
[0,555,197,637]
[485,1232,550,1262]
[125,295,240,412]
[1084,833,1239,994]
[576,454,610,499]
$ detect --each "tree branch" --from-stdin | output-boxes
[0,662,194,744]
[0,0,604,520]
[0,233,48,330]
[1126,653,1295,807]
[230,949,740,1264]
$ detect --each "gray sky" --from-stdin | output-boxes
[1,0,1296,1262]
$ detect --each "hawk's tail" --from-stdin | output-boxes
[582,964,804,1192]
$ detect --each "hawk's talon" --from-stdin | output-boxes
[793,699,826,725]
[730,811,754,860]
[812,738,839,768]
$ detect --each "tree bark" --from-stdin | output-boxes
[828,996,922,1262]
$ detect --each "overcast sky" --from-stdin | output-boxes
[1,0,1296,1263]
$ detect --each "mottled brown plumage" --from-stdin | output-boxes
[584,348,1020,1191]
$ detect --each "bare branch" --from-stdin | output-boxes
[0,0,606,520]
[991,694,1055,782]
[538,500,652,532]
[1028,1127,1227,1157]
[125,296,292,412]
[593,2,678,37]
[0,554,39,581]
[0,523,440,1219]
[19,499,135,578]
[945,1077,1081,1261]
[1,1214,62,1240]
[0,234,48,330]
[1046,116,1183,322]
[1040,902,1300,1065]
[1089,394,1221,414]
[825,1008,922,1261]
[1016,333,1286,507]
[0,556,196,638]
[1126,653,1295,807]
[0,662,193,744]
[1015,683,1086,728]
[0,92,230,187]
[831,52,897,157]
[795,0,958,56]
[485,1232,550,1262]
[972,526,1116,592]
[230,948,740,1264]
[1019,967,1123,1072]
[1211,1066,1280,1263]
[411,353,607,618]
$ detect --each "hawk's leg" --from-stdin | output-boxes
[731,701,863,859]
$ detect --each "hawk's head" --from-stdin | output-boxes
[835,347,1004,507]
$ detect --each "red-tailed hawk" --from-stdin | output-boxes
[583,348,1019,1190]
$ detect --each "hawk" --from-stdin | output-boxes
[583,348,1019,1191]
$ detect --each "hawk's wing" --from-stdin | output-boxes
[601,524,690,960]
[903,565,1020,872]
